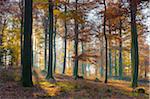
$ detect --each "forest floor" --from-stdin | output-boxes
[0,67,149,99]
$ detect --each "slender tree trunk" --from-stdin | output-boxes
[81,42,85,77]
[46,0,54,79]
[53,17,57,73]
[43,17,48,70]
[81,0,85,78]
[108,21,112,77]
[100,67,104,77]
[103,0,108,83]
[73,0,79,79]
[22,0,33,87]
[109,48,112,77]
[100,38,104,77]
[84,63,87,78]
[144,60,147,78]
[119,20,123,80]
[62,3,67,74]
[114,47,118,76]
[130,0,139,88]
[44,33,47,70]
[45,29,48,70]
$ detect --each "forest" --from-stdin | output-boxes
[0,0,150,98]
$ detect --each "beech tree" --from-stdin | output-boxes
[73,0,79,79]
[22,0,33,87]
[130,0,139,88]
[43,15,48,71]
[103,0,108,83]
[62,1,68,74]
[46,0,54,79]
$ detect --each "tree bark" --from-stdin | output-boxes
[119,19,123,80]
[53,17,57,73]
[46,0,54,79]
[81,42,85,77]
[22,0,33,87]
[73,0,79,79]
[108,21,112,77]
[62,3,67,74]
[130,0,139,88]
[114,47,118,76]
[103,0,108,83]
[43,17,48,70]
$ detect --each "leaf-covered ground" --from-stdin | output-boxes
[0,68,149,99]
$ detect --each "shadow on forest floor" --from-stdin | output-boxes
[0,67,149,99]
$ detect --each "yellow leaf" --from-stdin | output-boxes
[53,9,61,16]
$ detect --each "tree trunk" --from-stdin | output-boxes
[114,47,118,76]
[53,17,57,73]
[46,0,54,79]
[119,20,123,80]
[43,17,48,70]
[62,4,67,74]
[109,48,112,77]
[103,0,108,83]
[81,42,85,77]
[73,0,79,79]
[144,60,147,78]
[108,21,112,77]
[130,0,139,88]
[22,0,33,87]
[100,38,104,77]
